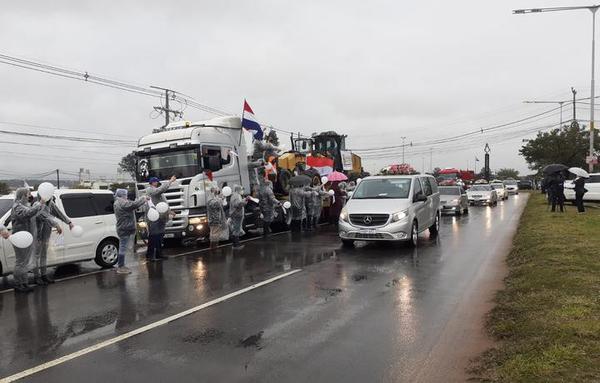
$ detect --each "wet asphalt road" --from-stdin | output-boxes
[0,195,528,383]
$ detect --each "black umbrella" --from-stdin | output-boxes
[542,164,568,175]
[289,174,312,187]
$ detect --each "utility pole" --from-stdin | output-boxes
[572,87,578,127]
[401,136,407,164]
[150,86,182,129]
[56,169,60,189]
[523,97,567,128]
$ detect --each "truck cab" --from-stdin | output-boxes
[135,116,252,243]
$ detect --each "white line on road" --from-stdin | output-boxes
[0,268,302,383]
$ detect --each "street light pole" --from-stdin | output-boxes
[401,136,406,164]
[514,5,599,172]
[523,99,567,128]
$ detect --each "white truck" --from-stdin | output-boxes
[135,116,282,244]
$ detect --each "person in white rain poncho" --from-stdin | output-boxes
[258,178,280,236]
[289,184,313,232]
[308,185,330,230]
[207,185,227,249]
[228,185,247,249]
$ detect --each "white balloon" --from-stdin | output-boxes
[283,201,291,209]
[37,182,55,201]
[147,208,160,222]
[356,178,363,184]
[222,186,232,197]
[328,189,335,196]
[156,202,169,214]
[9,231,33,249]
[222,199,228,206]
[321,176,329,184]
[71,225,84,238]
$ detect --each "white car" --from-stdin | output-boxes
[564,173,600,201]
[490,183,508,200]
[0,190,119,276]
[504,179,519,194]
[467,185,498,206]
[339,175,441,247]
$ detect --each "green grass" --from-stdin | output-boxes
[471,193,600,382]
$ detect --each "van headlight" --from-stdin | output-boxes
[391,210,408,222]
[339,209,349,222]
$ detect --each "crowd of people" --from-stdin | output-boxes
[541,171,587,213]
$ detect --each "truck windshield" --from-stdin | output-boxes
[352,178,412,199]
[137,149,200,181]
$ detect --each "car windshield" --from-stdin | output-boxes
[137,149,200,181]
[470,185,491,191]
[491,184,504,189]
[504,180,517,185]
[352,178,412,199]
[0,199,12,221]
[439,187,461,195]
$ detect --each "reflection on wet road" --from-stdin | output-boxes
[0,195,527,382]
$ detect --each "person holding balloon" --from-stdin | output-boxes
[11,187,46,293]
[258,178,280,236]
[228,185,247,249]
[33,195,74,285]
[145,175,176,261]
[114,189,150,274]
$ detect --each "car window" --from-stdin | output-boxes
[589,175,600,183]
[0,199,12,222]
[420,177,433,196]
[60,194,96,218]
[413,178,423,197]
[92,194,115,215]
[429,178,438,193]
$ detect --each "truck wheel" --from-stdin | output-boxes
[95,238,119,268]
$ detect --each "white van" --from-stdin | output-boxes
[0,190,119,276]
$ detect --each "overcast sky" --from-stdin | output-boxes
[0,0,597,179]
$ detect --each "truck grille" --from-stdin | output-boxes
[164,185,186,230]
[349,214,389,227]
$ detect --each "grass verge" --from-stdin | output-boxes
[470,192,600,382]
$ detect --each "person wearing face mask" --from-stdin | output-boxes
[11,188,45,293]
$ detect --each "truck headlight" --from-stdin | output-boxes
[391,210,408,222]
[189,216,208,225]
[137,221,147,229]
[339,209,349,222]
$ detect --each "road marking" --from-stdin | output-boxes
[0,268,302,382]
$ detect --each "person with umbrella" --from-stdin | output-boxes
[543,164,568,212]
[569,167,589,213]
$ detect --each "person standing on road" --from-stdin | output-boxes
[114,189,149,274]
[328,182,347,224]
[289,184,312,232]
[258,178,280,236]
[145,175,176,261]
[308,184,329,230]
[229,185,247,249]
[11,187,45,293]
[33,196,74,285]
[207,185,227,249]
[573,176,588,213]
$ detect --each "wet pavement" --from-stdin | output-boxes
[0,195,528,382]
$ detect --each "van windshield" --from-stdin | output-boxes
[352,178,412,199]
[0,199,12,221]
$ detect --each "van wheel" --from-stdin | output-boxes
[95,239,119,268]
[429,212,440,236]
[408,221,418,248]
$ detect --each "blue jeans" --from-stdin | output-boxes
[118,234,135,267]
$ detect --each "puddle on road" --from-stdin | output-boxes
[352,274,367,282]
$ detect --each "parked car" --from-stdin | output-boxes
[490,182,508,200]
[467,185,498,206]
[339,175,441,247]
[439,186,469,215]
[0,190,119,276]
[518,180,534,190]
[564,173,600,201]
[504,179,519,194]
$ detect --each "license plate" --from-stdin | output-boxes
[360,229,377,234]
[164,233,175,238]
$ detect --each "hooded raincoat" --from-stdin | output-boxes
[207,187,228,241]
[289,185,313,221]
[145,180,173,235]
[229,185,247,237]
[11,188,44,285]
[258,180,279,223]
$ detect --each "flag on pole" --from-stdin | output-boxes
[241,100,264,140]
